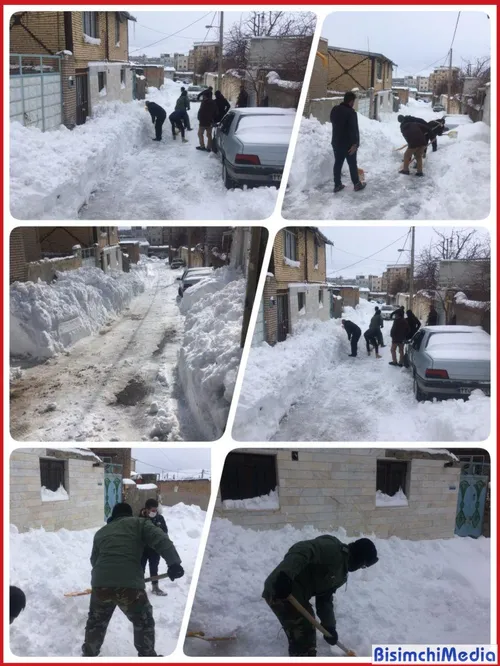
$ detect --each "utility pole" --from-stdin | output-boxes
[240,228,262,348]
[409,226,415,310]
[447,48,453,114]
[218,11,224,93]
[187,228,192,268]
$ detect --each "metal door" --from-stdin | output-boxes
[104,463,122,522]
[455,474,488,537]
[76,72,89,125]
[277,294,289,342]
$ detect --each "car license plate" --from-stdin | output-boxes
[272,174,282,182]
[459,387,472,394]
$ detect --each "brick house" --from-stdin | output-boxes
[215,448,462,540]
[260,227,333,345]
[10,448,104,532]
[157,479,211,511]
[10,11,136,129]
[89,448,132,479]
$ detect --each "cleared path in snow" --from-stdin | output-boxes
[10,263,202,442]
[79,99,277,220]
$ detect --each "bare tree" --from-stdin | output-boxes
[195,55,218,77]
[389,276,408,296]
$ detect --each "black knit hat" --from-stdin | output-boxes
[348,538,378,571]
[110,502,133,520]
[10,586,26,624]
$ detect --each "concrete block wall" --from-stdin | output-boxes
[27,255,82,283]
[289,284,330,327]
[89,64,133,112]
[10,449,104,533]
[215,449,460,540]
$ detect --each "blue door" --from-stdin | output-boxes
[104,463,123,522]
[455,475,488,537]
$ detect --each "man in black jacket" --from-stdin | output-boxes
[214,90,231,123]
[145,101,166,142]
[10,586,26,624]
[342,319,362,357]
[197,86,213,101]
[140,499,170,596]
[389,312,410,367]
[196,91,217,152]
[330,92,366,193]
[398,115,447,155]
[236,84,249,108]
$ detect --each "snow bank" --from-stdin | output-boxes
[375,488,408,507]
[233,318,342,441]
[454,291,489,310]
[10,100,151,219]
[186,519,490,657]
[222,489,279,511]
[41,485,69,502]
[177,268,245,441]
[10,267,145,358]
[10,503,206,657]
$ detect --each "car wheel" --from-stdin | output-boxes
[222,161,235,189]
[413,376,426,402]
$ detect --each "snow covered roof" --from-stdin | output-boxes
[137,483,158,490]
[454,291,490,311]
[164,66,175,71]
[123,478,136,485]
[308,227,334,246]
[46,447,102,462]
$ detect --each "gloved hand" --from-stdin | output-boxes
[273,572,292,599]
[323,626,338,646]
[167,563,184,581]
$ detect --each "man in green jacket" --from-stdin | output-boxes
[82,503,184,657]
[263,535,378,657]
[175,89,191,131]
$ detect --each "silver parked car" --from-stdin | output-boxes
[213,108,295,189]
[177,267,213,297]
[187,85,205,102]
[407,325,490,401]
[380,305,396,320]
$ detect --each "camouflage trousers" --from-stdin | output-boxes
[266,597,316,657]
[82,588,156,657]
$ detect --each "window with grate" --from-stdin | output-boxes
[98,72,106,92]
[120,68,126,85]
[220,452,277,501]
[314,239,319,266]
[40,459,66,492]
[376,460,408,497]
[298,292,305,310]
[376,60,383,80]
[83,12,99,38]
[319,289,323,304]
[284,229,297,261]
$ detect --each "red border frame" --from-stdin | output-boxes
[2,2,498,665]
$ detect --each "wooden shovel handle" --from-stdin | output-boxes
[65,573,170,597]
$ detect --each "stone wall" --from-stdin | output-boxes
[122,484,159,516]
[289,283,330,329]
[157,480,211,511]
[215,448,460,540]
[10,448,104,533]
[27,255,82,283]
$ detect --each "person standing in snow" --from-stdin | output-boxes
[405,309,421,340]
[399,116,436,176]
[262,536,378,657]
[364,326,381,358]
[145,101,167,142]
[82,502,184,657]
[330,91,366,193]
[371,306,385,347]
[390,305,405,320]
[169,110,188,143]
[398,115,447,156]
[197,85,213,102]
[10,586,26,624]
[175,89,192,130]
[389,311,410,367]
[140,499,169,597]
[427,306,439,326]
[236,84,249,108]
[214,90,231,123]
[341,319,361,357]
[196,91,217,152]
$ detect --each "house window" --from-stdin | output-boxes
[83,12,99,38]
[314,240,319,266]
[120,68,126,85]
[284,229,297,261]
[376,460,409,497]
[220,452,277,502]
[298,292,305,311]
[376,60,383,80]
[98,72,106,92]
[106,253,111,267]
[115,13,121,45]
[318,289,323,305]
[40,459,66,492]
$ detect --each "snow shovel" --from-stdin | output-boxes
[287,595,356,657]
[394,131,457,152]
[64,573,170,597]
[186,630,236,642]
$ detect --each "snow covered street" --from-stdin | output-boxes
[283,100,490,220]
[233,300,490,442]
[10,503,205,657]
[185,520,491,657]
[10,260,202,442]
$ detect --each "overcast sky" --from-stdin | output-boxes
[320,226,489,277]
[129,11,248,57]
[321,11,491,76]
[132,448,211,477]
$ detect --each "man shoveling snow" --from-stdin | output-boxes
[262,535,378,656]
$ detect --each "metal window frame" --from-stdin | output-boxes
[284,228,297,262]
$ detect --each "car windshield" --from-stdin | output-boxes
[188,86,201,92]
[381,306,393,311]
[235,114,295,133]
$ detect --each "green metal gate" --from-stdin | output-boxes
[104,463,123,522]
[455,456,489,538]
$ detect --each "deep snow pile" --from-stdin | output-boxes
[234,299,491,442]
[10,503,205,657]
[10,101,152,219]
[185,520,490,657]
[283,100,490,220]
[10,267,145,358]
[178,268,245,441]
[233,318,342,441]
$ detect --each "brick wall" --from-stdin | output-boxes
[157,480,211,511]
[263,277,278,345]
[328,50,392,94]
[27,255,82,283]
[305,233,326,282]
[274,228,306,288]
[305,38,329,116]
[10,227,41,283]
[10,448,104,532]
[215,448,460,540]
[71,12,128,68]
[90,448,132,479]
[122,485,159,516]
[61,57,77,127]
[40,227,95,253]
[10,12,65,54]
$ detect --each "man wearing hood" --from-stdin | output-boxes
[398,115,447,176]
[330,92,366,193]
[214,90,231,123]
[263,536,378,656]
[145,101,166,142]
[398,114,447,153]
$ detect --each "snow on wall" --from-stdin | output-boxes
[222,489,279,511]
[177,267,245,441]
[10,266,145,359]
[41,485,69,502]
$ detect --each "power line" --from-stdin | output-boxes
[331,245,396,264]
[450,12,461,50]
[130,11,213,54]
[329,231,410,273]
[134,22,199,41]
[393,228,411,266]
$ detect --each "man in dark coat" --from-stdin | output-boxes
[405,309,421,340]
[390,305,405,320]
[145,101,166,142]
[330,92,366,193]
[82,503,184,657]
[10,586,26,624]
[389,312,410,367]
[370,306,385,347]
[263,536,378,656]
[196,91,217,152]
[139,499,169,596]
[197,85,213,101]
[175,89,191,130]
[169,110,188,142]
[398,115,447,154]
[214,90,231,123]
[427,306,439,326]
[341,319,361,357]
[236,84,249,108]
[364,326,381,358]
